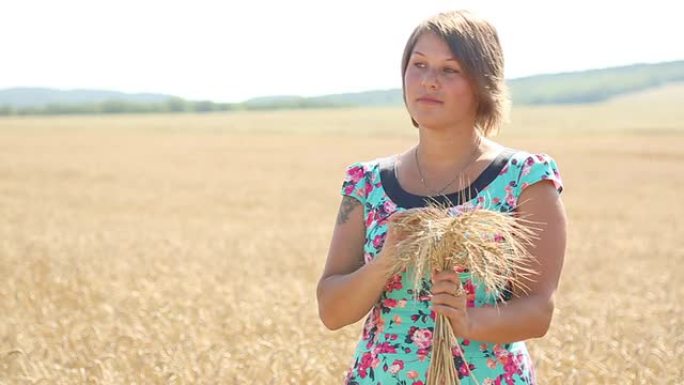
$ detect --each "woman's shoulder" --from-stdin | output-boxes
[505,147,559,163]
[499,146,563,194]
[342,154,397,174]
[340,154,396,200]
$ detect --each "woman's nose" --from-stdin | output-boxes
[420,69,439,89]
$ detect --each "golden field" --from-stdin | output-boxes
[1,86,683,384]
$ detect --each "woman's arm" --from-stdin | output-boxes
[432,180,567,343]
[467,180,567,343]
[316,196,392,331]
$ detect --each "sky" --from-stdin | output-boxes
[2,0,682,103]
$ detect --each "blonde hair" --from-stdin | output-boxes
[401,10,510,137]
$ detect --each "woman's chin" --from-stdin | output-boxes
[413,117,451,130]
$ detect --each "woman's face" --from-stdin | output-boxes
[404,32,478,130]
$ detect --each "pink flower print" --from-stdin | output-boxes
[498,353,510,367]
[493,343,506,358]
[384,274,403,292]
[372,233,385,249]
[397,299,407,308]
[407,370,419,379]
[492,197,501,205]
[349,165,365,182]
[364,181,373,196]
[521,160,533,178]
[358,352,373,378]
[417,348,430,362]
[365,210,376,228]
[412,328,433,349]
[374,342,397,354]
[372,307,385,332]
[413,381,425,385]
[383,199,397,214]
[463,280,476,307]
[382,298,398,308]
[504,185,516,208]
[503,353,523,381]
[487,358,497,369]
[393,314,402,325]
[499,164,509,175]
[408,326,418,338]
[388,359,404,375]
[343,184,356,196]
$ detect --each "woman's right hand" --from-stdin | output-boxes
[374,208,425,273]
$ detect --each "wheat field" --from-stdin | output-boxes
[1,91,683,384]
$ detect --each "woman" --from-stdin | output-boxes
[316,10,567,385]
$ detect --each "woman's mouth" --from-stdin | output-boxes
[416,97,443,104]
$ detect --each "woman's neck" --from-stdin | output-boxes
[415,126,484,171]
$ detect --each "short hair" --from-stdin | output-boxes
[401,10,510,137]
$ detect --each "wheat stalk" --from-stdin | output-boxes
[388,198,541,385]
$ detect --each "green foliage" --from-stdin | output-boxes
[508,61,684,105]
[0,60,681,116]
[0,98,237,116]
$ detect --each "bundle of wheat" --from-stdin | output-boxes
[388,199,540,385]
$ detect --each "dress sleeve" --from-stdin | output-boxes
[340,162,368,205]
[515,153,564,196]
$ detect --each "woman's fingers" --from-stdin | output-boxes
[431,268,466,308]
[432,303,467,318]
[431,269,463,289]
[430,279,463,295]
[431,292,466,308]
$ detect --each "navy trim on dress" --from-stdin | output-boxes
[379,148,517,208]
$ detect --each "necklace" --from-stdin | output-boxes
[414,135,483,196]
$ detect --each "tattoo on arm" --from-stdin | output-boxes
[337,196,361,225]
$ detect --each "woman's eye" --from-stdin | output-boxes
[444,67,459,74]
[413,62,425,68]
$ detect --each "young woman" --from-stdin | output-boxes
[317,10,567,385]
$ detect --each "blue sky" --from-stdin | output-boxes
[2,0,682,102]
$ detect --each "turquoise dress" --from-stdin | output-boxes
[339,148,563,385]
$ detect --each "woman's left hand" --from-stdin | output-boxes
[430,269,472,338]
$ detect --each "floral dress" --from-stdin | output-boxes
[339,147,564,385]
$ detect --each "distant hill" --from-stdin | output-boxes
[295,60,684,106]
[0,60,682,115]
[0,87,175,108]
[243,89,401,109]
[507,60,684,104]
